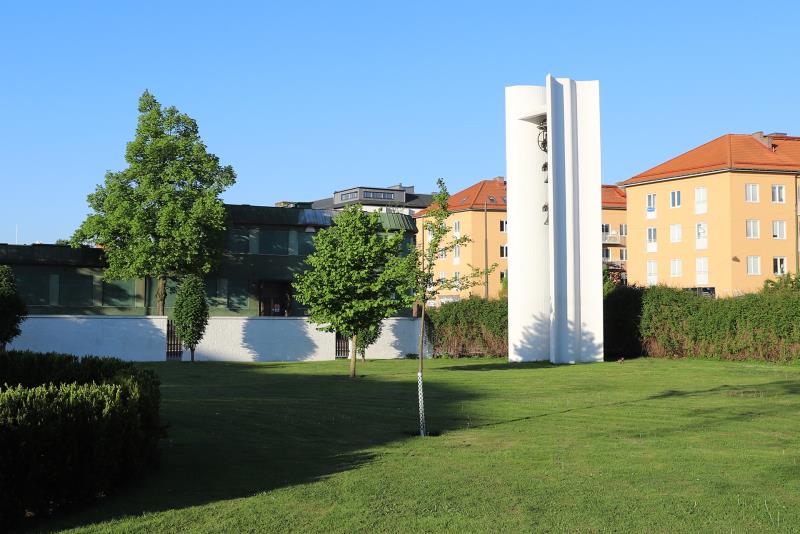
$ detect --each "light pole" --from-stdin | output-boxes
[484,195,496,298]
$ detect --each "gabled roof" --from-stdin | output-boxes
[621,133,800,186]
[601,185,626,209]
[414,177,507,217]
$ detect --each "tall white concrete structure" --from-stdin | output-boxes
[506,76,604,364]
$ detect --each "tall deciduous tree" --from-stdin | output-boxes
[293,205,417,378]
[413,178,495,435]
[173,274,209,362]
[71,91,236,315]
[0,265,27,352]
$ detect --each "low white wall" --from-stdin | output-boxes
[10,315,423,362]
[9,315,168,361]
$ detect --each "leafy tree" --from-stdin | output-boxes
[71,91,236,315]
[499,275,508,299]
[413,178,495,435]
[54,239,70,246]
[293,205,417,378]
[173,274,209,362]
[0,265,27,351]
[355,323,382,362]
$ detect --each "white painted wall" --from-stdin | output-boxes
[10,315,423,363]
[10,315,168,361]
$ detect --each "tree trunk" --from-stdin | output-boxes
[349,334,357,378]
[156,275,167,316]
[190,347,195,363]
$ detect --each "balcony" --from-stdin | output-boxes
[602,232,626,245]
[602,258,626,271]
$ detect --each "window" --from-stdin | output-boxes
[601,223,610,233]
[670,259,682,277]
[500,245,508,258]
[646,193,657,219]
[695,187,708,214]
[745,183,759,202]
[773,257,788,276]
[453,221,461,237]
[438,248,446,260]
[670,224,682,243]
[500,220,508,232]
[647,227,657,252]
[619,223,627,236]
[454,271,461,289]
[363,191,395,200]
[439,272,446,283]
[747,256,761,275]
[696,257,709,285]
[745,219,760,239]
[647,260,658,286]
[695,222,708,250]
[602,248,611,260]
[340,191,359,201]
[771,184,785,203]
[620,248,628,261]
[453,245,460,264]
[500,270,507,281]
[670,190,681,208]
[772,220,786,240]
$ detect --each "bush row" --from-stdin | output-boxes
[427,297,507,357]
[0,351,161,527]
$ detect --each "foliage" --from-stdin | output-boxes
[293,205,417,376]
[603,284,644,360]
[355,322,382,360]
[54,238,71,245]
[173,274,209,361]
[0,351,160,527]
[0,265,27,351]
[498,275,508,299]
[602,266,620,297]
[640,285,800,361]
[762,272,800,292]
[71,90,236,314]
[427,296,507,357]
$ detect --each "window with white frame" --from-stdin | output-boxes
[745,219,760,239]
[601,223,610,233]
[670,190,681,208]
[426,228,433,241]
[772,220,786,239]
[647,260,658,286]
[619,223,627,236]
[773,257,788,276]
[695,222,708,250]
[745,183,759,202]
[500,245,508,258]
[696,257,709,285]
[747,255,761,275]
[453,245,460,264]
[438,248,446,260]
[772,184,785,203]
[453,220,461,237]
[670,224,682,243]
[647,227,657,252]
[500,220,508,232]
[620,248,628,261]
[453,271,461,289]
[670,258,682,277]
[500,270,507,281]
[694,187,708,214]
[602,247,611,260]
[646,193,657,218]
[439,272,446,283]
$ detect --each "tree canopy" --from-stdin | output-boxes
[293,205,417,377]
[71,90,236,314]
[0,265,27,351]
[173,274,209,362]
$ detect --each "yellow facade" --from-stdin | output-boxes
[416,209,508,304]
[602,206,628,272]
[625,171,799,296]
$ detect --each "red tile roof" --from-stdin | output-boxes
[415,177,507,217]
[601,185,626,209]
[620,133,800,186]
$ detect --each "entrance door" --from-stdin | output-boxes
[258,281,290,317]
[335,332,350,358]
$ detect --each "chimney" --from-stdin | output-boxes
[752,131,768,147]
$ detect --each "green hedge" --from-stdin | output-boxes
[640,285,800,361]
[603,284,644,360]
[427,297,507,357]
[0,351,161,527]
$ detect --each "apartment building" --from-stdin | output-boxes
[602,185,628,282]
[621,132,800,296]
[414,177,508,304]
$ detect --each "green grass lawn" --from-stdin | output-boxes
[37,357,800,533]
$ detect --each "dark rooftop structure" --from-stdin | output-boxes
[310,184,433,214]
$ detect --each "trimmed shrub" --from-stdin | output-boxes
[603,284,644,360]
[640,285,800,361]
[428,297,507,357]
[0,351,161,527]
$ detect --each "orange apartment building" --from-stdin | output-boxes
[415,177,508,304]
[620,132,800,296]
[602,185,628,282]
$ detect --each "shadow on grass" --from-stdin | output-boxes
[32,362,481,532]
[439,361,556,372]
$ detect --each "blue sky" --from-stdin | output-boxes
[1,1,798,244]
